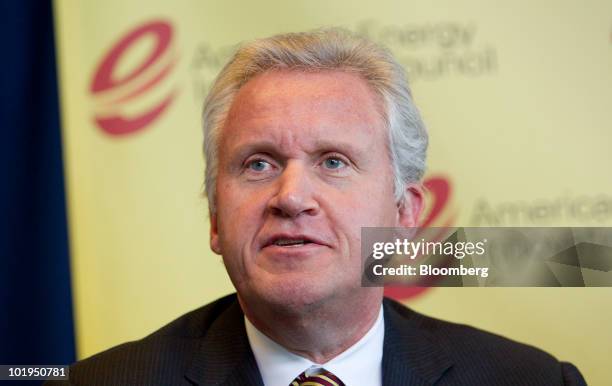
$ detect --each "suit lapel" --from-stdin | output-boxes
[382,298,454,386]
[184,295,453,386]
[185,297,264,386]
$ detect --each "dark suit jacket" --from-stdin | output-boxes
[46,294,587,385]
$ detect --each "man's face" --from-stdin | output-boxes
[211,69,419,311]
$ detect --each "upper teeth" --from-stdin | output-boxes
[275,239,306,246]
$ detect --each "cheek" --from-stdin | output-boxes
[346,176,397,226]
[323,190,389,254]
[216,182,245,247]
[367,170,399,224]
[216,180,268,248]
[325,169,396,220]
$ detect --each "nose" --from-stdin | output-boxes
[267,161,320,218]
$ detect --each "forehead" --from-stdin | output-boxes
[220,69,387,153]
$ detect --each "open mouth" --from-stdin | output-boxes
[272,238,313,247]
[262,234,325,249]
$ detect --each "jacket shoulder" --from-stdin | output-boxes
[383,298,587,385]
[62,294,238,386]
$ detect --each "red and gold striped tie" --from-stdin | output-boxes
[290,368,346,386]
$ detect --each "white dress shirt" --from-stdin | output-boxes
[245,306,384,386]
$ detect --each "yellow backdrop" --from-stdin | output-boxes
[54,1,611,384]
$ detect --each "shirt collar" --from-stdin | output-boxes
[245,306,384,386]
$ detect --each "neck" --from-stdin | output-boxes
[239,288,383,363]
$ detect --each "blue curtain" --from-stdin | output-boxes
[0,1,76,384]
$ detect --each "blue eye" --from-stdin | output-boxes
[248,160,270,172]
[323,157,345,169]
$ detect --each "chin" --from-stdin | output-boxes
[249,277,338,314]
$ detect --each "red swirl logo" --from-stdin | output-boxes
[420,176,455,228]
[90,20,178,136]
[384,175,456,301]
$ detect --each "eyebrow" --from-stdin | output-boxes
[226,138,369,166]
[310,139,367,157]
[228,141,280,164]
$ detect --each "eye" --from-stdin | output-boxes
[247,159,271,172]
[323,157,346,170]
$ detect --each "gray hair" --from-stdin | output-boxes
[202,28,428,213]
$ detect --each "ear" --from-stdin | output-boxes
[397,183,424,227]
[209,211,222,255]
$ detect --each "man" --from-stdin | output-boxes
[49,29,586,385]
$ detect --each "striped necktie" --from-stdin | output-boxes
[290,368,346,386]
